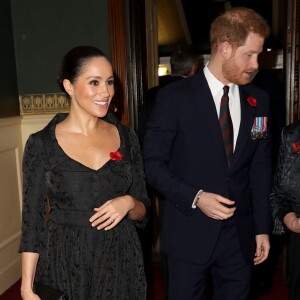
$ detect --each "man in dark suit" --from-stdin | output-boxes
[143,7,272,300]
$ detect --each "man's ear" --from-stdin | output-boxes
[63,79,73,96]
[188,64,198,77]
[220,42,232,59]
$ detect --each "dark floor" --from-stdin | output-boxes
[0,264,289,300]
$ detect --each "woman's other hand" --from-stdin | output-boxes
[21,289,41,300]
[284,212,300,233]
[89,195,145,230]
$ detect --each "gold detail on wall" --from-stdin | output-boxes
[19,93,70,115]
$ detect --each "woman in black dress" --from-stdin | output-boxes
[19,46,150,299]
[270,120,300,300]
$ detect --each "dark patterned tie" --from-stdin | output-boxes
[219,85,233,167]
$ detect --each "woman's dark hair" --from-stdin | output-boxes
[57,46,107,95]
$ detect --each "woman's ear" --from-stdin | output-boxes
[63,79,73,97]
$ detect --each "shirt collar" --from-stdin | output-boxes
[204,63,237,98]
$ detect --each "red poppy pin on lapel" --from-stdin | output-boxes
[247,96,257,107]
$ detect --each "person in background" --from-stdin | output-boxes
[160,44,203,85]
[143,7,272,300]
[138,44,203,144]
[19,45,150,300]
[270,119,300,300]
[138,45,203,298]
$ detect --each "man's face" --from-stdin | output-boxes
[222,32,265,85]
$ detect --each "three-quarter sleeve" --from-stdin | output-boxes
[19,134,48,253]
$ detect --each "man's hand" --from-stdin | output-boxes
[197,191,236,220]
[254,234,270,265]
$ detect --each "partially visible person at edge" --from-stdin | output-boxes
[137,44,204,296]
[270,120,300,300]
[143,7,272,300]
[249,66,286,297]
[19,46,150,300]
[137,44,203,144]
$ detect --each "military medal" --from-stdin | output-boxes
[251,117,267,140]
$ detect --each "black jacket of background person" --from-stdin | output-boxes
[138,75,184,144]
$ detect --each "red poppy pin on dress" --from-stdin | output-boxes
[292,142,300,153]
[110,151,123,161]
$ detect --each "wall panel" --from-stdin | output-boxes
[0,117,22,294]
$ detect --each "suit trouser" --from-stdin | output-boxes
[166,220,252,300]
[288,232,300,300]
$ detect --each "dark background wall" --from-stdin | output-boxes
[10,0,110,96]
[181,0,283,53]
[0,0,110,117]
[0,0,19,117]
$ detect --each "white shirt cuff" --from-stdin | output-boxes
[191,189,204,209]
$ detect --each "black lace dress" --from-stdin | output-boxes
[19,113,150,300]
[270,120,300,235]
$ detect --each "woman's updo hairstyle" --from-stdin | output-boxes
[57,46,107,96]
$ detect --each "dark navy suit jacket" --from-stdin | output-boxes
[143,70,272,264]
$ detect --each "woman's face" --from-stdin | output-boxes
[67,56,115,118]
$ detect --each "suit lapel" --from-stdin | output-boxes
[190,73,259,169]
[190,72,228,168]
[231,86,256,166]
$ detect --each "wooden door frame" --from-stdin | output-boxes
[285,0,300,123]
[108,0,128,125]
[108,0,158,129]
[108,0,152,129]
